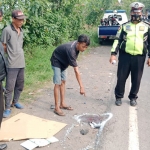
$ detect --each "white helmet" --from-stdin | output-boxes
[130,2,145,12]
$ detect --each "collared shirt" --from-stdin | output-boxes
[1,24,25,68]
[111,21,150,56]
[50,41,79,71]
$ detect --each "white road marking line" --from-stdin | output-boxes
[128,80,139,150]
[129,107,139,150]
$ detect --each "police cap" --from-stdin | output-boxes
[130,2,145,12]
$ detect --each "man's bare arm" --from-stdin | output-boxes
[74,66,85,96]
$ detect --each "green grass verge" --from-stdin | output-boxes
[21,46,55,102]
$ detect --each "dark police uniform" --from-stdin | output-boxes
[0,43,7,127]
[111,20,150,100]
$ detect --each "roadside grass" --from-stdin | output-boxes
[21,28,99,103]
[21,46,55,103]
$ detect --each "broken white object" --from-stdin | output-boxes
[47,136,59,143]
[112,60,116,64]
[29,139,50,147]
[89,122,101,129]
[20,137,59,150]
[20,140,38,150]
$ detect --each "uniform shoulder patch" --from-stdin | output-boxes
[141,21,150,27]
[122,20,131,26]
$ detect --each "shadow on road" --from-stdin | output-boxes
[100,39,114,46]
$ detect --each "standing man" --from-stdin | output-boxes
[109,2,150,106]
[50,34,90,116]
[1,10,26,118]
[0,9,7,150]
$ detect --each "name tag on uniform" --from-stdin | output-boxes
[139,26,145,31]
[126,25,132,31]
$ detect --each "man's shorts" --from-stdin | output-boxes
[52,66,67,85]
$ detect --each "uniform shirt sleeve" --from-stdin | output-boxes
[1,28,10,44]
[111,25,123,55]
[147,27,150,57]
[66,48,78,67]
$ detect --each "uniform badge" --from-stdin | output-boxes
[126,25,132,31]
[139,26,145,31]
[134,3,139,8]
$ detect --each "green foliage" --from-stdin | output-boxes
[24,45,54,88]
[0,0,87,47]
[0,0,150,47]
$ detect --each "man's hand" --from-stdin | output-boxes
[109,55,116,64]
[74,67,85,96]
[80,87,85,96]
[2,43,7,53]
[147,58,150,66]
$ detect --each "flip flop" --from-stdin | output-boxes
[60,106,73,110]
[54,110,65,116]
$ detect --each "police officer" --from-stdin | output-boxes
[109,2,150,106]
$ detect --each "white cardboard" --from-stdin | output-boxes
[20,136,59,149]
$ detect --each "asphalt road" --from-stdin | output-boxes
[1,43,150,150]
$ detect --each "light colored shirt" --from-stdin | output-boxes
[1,24,25,68]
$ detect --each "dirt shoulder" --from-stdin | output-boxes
[1,45,117,150]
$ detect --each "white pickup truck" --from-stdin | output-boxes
[98,10,128,44]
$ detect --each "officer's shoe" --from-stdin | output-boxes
[115,98,122,106]
[130,99,137,106]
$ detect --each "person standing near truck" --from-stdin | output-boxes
[109,2,150,106]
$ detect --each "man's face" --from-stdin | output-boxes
[131,11,142,23]
[12,18,24,28]
[77,42,88,52]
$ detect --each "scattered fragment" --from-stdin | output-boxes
[50,105,55,109]
[28,92,34,95]
[80,129,89,135]
[89,122,101,129]
[21,140,38,150]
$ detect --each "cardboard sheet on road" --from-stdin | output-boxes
[0,113,67,141]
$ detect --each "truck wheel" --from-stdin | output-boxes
[99,39,103,45]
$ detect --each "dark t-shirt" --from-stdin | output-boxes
[50,41,79,70]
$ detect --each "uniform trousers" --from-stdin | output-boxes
[115,52,146,100]
[4,68,24,109]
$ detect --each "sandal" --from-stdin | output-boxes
[54,110,65,116]
[60,106,73,110]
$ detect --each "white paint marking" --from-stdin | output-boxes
[128,80,139,150]
[74,113,113,150]
[94,113,113,149]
